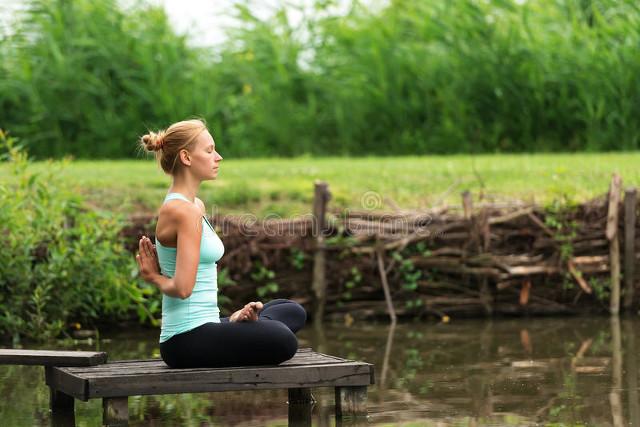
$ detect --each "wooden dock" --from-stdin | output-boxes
[38,347,374,426]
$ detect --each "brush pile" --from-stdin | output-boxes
[123,184,637,321]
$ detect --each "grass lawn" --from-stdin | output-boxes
[2,153,639,218]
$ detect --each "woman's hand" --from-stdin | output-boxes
[229,301,264,322]
[135,236,161,283]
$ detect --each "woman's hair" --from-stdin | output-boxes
[139,118,207,175]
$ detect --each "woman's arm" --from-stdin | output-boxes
[136,203,203,299]
[170,205,203,299]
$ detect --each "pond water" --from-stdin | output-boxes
[1,316,639,426]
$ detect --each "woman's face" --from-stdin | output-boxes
[186,130,223,181]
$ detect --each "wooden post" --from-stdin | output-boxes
[51,409,76,427]
[624,187,637,311]
[462,190,473,220]
[312,181,331,325]
[288,388,314,426]
[335,386,368,420]
[103,397,128,426]
[45,366,74,413]
[607,174,622,315]
[463,191,492,315]
[49,388,74,412]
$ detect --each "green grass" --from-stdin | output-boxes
[2,153,638,217]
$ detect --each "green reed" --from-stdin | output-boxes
[1,0,639,158]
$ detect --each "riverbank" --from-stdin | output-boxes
[122,174,639,322]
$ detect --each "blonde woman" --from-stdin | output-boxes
[135,118,306,368]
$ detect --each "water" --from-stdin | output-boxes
[1,316,639,426]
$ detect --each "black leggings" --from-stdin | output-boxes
[160,299,307,368]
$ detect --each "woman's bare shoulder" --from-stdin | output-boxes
[159,199,202,223]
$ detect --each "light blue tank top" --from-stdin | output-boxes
[156,192,225,343]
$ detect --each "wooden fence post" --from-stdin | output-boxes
[624,187,637,311]
[607,174,622,315]
[312,181,331,324]
[462,191,492,315]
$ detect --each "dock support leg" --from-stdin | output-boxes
[103,396,129,426]
[45,367,75,413]
[49,387,75,427]
[335,386,368,422]
[49,387,75,412]
[288,388,315,426]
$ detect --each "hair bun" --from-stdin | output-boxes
[141,130,166,152]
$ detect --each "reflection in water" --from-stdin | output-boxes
[3,317,640,425]
[626,319,640,426]
[611,316,624,427]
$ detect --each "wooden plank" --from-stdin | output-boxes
[75,360,370,381]
[0,349,107,366]
[64,359,358,378]
[65,359,350,377]
[85,362,373,398]
[64,350,350,375]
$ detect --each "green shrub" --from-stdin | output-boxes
[0,130,157,343]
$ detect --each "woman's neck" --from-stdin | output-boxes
[168,175,200,204]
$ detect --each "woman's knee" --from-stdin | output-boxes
[278,328,298,361]
[266,321,298,362]
[287,301,307,332]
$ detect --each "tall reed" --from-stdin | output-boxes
[1,0,639,158]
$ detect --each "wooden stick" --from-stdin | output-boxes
[607,173,622,315]
[488,207,534,225]
[375,244,397,324]
[462,191,473,220]
[624,187,637,310]
[568,260,593,294]
[607,174,622,240]
[519,280,531,306]
[312,181,331,324]
[527,212,556,237]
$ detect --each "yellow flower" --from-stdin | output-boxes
[243,83,253,95]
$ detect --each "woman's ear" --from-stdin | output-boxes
[179,149,191,167]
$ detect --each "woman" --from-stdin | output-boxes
[135,118,306,368]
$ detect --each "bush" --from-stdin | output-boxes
[0,129,158,343]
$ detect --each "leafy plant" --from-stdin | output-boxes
[288,247,306,270]
[340,266,362,301]
[0,129,156,342]
[250,261,279,298]
[390,251,423,310]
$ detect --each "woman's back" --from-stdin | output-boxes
[155,192,225,343]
